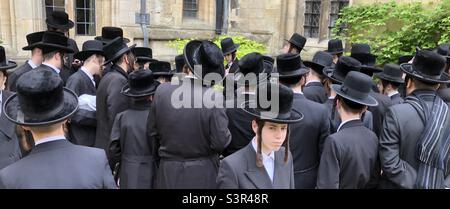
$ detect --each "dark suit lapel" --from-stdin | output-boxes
[79,70,96,91]
[0,91,15,141]
[272,150,289,188]
[243,143,274,189]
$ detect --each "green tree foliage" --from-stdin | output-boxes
[333,0,450,65]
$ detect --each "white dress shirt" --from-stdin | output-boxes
[251,137,275,183]
[34,135,66,146]
[42,63,60,74]
[27,60,39,69]
[337,118,360,132]
[388,90,400,98]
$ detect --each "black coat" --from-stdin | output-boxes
[368,92,393,136]
[223,93,256,157]
[290,94,330,189]
[317,120,379,189]
[325,98,374,133]
[303,82,328,104]
[96,65,129,152]
[148,79,231,189]
[226,58,239,74]
[6,62,33,92]
[438,87,450,103]
[379,90,443,189]
[0,91,21,170]
[60,38,80,86]
[0,140,116,189]
[217,143,294,189]
[109,101,156,189]
[65,70,97,146]
[390,93,404,105]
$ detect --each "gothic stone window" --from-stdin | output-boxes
[329,0,349,37]
[183,0,199,19]
[304,0,321,38]
[45,0,65,17]
[75,0,96,36]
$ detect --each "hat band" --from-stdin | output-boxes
[340,86,369,100]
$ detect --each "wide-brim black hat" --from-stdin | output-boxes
[103,37,136,65]
[285,33,307,51]
[3,88,78,126]
[95,27,130,44]
[376,72,404,84]
[332,84,378,106]
[74,50,105,61]
[240,83,303,124]
[400,63,450,84]
[0,61,17,71]
[133,47,157,63]
[184,40,225,85]
[323,67,340,83]
[304,61,325,75]
[33,32,75,53]
[325,39,344,55]
[150,61,174,76]
[121,82,159,97]
[375,64,404,84]
[46,11,74,30]
[223,44,239,56]
[22,31,45,51]
[235,53,271,86]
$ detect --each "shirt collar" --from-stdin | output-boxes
[27,60,39,69]
[42,63,60,74]
[337,118,360,132]
[251,137,275,160]
[388,90,400,98]
[34,135,66,146]
[305,80,321,86]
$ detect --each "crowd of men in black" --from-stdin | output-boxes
[0,10,449,189]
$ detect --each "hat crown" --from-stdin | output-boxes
[175,54,185,73]
[25,32,44,46]
[332,56,361,82]
[103,37,129,61]
[239,52,264,75]
[221,38,235,50]
[276,53,303,73]
[149,61,171,73]
[128,70,156,91]
[436,44,450,57]
[398,55,414,64]
[41,31,69,47]
[351,44,371,54]
[288,33,307,49]
[256,82,293,116]
[383,64,402,78]
[0,46,6,64]
[412,49,446,77]
[341,71,372,99]
[328,39,343,51]
[16,68,65,118]
[133,47,153,59]
[102,27,124,40]
[198,41,224,67]
[312,51,334,67]
[48,11,70,25]
[82,40,104,52]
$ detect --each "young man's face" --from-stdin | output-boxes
[224,53,233,63]
[253,120,288,153]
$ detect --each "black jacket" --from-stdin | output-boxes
[0,91,21,170]
[7,61,33,92]
[303,82,328,104]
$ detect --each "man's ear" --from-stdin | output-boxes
[251,120,258,135]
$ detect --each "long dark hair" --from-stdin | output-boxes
[255,119,290,168]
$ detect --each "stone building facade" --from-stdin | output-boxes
[0,0,438,64]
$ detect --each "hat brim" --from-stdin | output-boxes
[74,50,105,61]
[34,43,75,53]
[136,57,157,63]
[278,67,310,78]
[323,67,343,84]
[325,49,344,55]
[22,43,42,51]
[153,72,175,76]
[103,44,137,65]
[400,63,450,84]
[95,37,131,45]
[304,61,326,75]
[46,19,75,30]
[332,84,378,107]
[0,61,17,70]
[222,44,240,56]
[361,65,383,73]
[241,101,303,124]
[375,73,405,84]
[121,82,160,98]
[3,88,79,126]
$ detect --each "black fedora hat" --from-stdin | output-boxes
[325,39,344,55]
[398,55,414,64]
[235,52,271,86]
[376,64,404,84]
[276,53,309,78]
[46,11,74,30]
[323,56,362,84]
[175,54,185,73]
[3,67,78,126]
[34,31,75,54]
[132,47,157,63]
[22,31,45,51]
[184,40,225,85]
[332,71,378,106]
[435,44,450,60]
[242,82,303,124]
[95,27,130,44]
[285,33,307,51]
[74,40,105,61]
[121,70,160,98]
[103,37,137,65]
[0,46,17,71]
[149,61,173,76]
[304,51,334,75]
[400,49,450,84]
[350,44,382,74]
[221,38,240,56]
